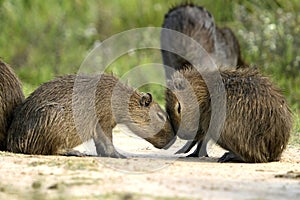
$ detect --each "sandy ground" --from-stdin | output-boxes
[0,125,299,200]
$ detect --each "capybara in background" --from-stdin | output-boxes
[161,3,247,78]
[161,3,248,156]
[0,60,24,150]
[7,74,175,157]
[166,67,292,163]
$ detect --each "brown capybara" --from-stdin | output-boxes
[166,67,292,163]
[0,60,24,150]
[161,3,247,79]
[7,74,175,157]
[161,3,248,156]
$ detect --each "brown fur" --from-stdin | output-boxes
[166,67,292,163]
[161,3,249,156]
[0,60,24,150]
[7,74,175,157]
[161,3,247,79]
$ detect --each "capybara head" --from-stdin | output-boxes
[116,90,176,149]
[165,72,204,140]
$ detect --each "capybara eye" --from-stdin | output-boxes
[176,102,181,114]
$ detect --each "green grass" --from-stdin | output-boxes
[290,113,300,146]
[0,0,299,143]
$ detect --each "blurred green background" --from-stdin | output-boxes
[0,0,299,144]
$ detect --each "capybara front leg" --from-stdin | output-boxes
[187,140,208,157]
[175,140,197,154]
[94,124,125,158]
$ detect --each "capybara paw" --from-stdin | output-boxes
[59,149,88,157]
[187,152,199,157]
[98,151,126,159]
[218,152,244,163]
[111,152,126,159]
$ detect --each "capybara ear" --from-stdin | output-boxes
[167,78,186,91]
[139,93,152,107]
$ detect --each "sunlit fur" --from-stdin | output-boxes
[166,67,292,163]
[7,74,174,156]
[162,3,249,156]
[0,60,24,150]
[161,3,247,79]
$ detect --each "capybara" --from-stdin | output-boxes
[7,74,175,157]
[166,67,292,163]
[0,60,24,150]
[161,3,248,156]
[161,3,247,79]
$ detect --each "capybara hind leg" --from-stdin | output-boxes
[218,152,244,163]
[57,148,88,157]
